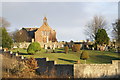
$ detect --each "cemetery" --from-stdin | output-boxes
[1,2,120,79]
[1,48,120,78]
[1,18,120,78]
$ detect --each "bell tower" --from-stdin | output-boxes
[43,17,48,25]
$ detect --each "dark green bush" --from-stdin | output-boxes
[27,42,41,54]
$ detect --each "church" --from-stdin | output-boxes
[17,17,57,43]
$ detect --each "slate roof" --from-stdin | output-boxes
[22,28,38,38]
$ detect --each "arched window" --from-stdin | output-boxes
[42,31,44,35]
[47,31,50,36]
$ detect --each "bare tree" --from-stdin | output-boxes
[13,29,31,42]
[112,19,120,46]
[0,17,10,28]
[0,17,13,48]
[85,16,107,41]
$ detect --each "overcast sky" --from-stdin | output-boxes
[1,2,118,41]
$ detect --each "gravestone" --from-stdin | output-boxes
[61,44,64,48]
[21,56,24,59]
[53,44,56,50]
[50,45,52,49]
[105,46,108,51]
[45,45,48,49]
[15,53,18,56]
[10,51,13,54]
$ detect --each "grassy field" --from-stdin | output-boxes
[10,48,120,64]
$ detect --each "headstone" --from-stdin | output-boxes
[45,45,47,49]
[50,45,52,49]
[53,44,55,50]
[46,57,49,61]
[10,51,13,54]
[58,46,60,48]
[4,48,6,52]
[21,56,24,59]
[54,61,57,64]
[32,38,34,42]
[105,46,108,51]
[86,45,89,49]
[61,44,64,48]
[16,53,18,56]
[0,47,2,49]
[13,46,17,48]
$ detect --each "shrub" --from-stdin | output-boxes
[72,44,81,52]
[80,51,89,63]
[2,54,38,78]
[24,57,38,72]
[64,46,69,54]
[27,42,41,54]
[2,54,25,77]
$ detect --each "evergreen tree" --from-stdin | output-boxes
[95,29,109,46]
[1,27,13,49]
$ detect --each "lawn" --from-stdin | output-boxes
[10,48,120,64]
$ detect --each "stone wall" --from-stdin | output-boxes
[36,58,73,78]
[55,64,73,77]
[36,58,120,78]
[74,60,120,78]
[2,50,120,78]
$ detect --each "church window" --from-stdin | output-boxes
[47,31,50,36]
[45,31,46,35]
[42,31,45,35]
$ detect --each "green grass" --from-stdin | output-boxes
[10,48,120,64]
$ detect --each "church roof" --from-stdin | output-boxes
[23,28,38,31]
[22,28,38,38]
